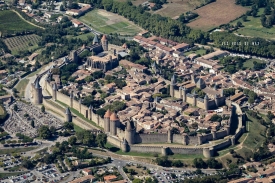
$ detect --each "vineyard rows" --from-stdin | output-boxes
[3,34,41,53]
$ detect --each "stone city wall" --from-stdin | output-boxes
[136,133,167,144]
[216,130,228,139]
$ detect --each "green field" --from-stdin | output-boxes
[243,58,266,69]
[0,10,41,34]
[0,172,28,179]
[15,78,29,97]
[0,147,37,155]
[184,49,207,56]
[73,124,85,133]
[0,105,4,115]
[3,34,41,55]
[232,8,275,40]
[56,100,102,129]
[243,114,266,149]
[79,9,142,35]
[67,32,94,40]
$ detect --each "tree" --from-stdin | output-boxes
[41,105,45,113]
[68,136,77,145]
[13,104,18,111]
[206,158,222,169]
[242,15,247,21]
[267,111,275,120]
[64,122,74,130]
[236,21,243,27]
[96,133,107,148]
[22,159,34,169]
[193,158,207,169]
[50,126,56,134]
[38,126,52,139]
[172,160,183,167]
[31,120,35,128]
[96,108,106,118]
[132,179,143,183]
[60,4,65,11]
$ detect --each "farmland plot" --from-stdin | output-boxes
[3,34,41,54]
[187,0,248,31]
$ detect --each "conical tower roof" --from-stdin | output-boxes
[110,112,119,121]
[171,74,176,85]
[65,107,71,114]
[104,109,112,118]
[122,43,127,49]
[93,34,99,44]
[52,83,57,91]
[101,34,107,41]
[89,104,92,109]
[34,79,41,89]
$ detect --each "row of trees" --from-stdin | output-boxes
[210,32,275,58]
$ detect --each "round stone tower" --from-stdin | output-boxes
[167,127,172,143]
[70,50,78,62]
[182,87,186,102]
[104,109,111,132]
[125,120,136,145]
[214,94,219,107]
[33,79,42,104]
[204,94,209,110]
[101,34,108,51]
[110,112,119,136]
[79,98,82,113]
[161,146,168,156]
[211,129,217,140]
[203,147,213,158]
[89,105,93,120]
[121,138,129,152]
[70,91,73,108]
[65,107,72,122]
[179,86,183,98]
[193,91,197,107]
[170,74,176,98]
[52,83,57,101]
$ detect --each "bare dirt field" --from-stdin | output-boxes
[153,0,203,18]
[187,0,248,31]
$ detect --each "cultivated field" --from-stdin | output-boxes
[0,10,41,34]
[232,8,275,40]
[3,34,41,54]
[187,0,248,31]
[153,0,205,18]
[79,9,143,35]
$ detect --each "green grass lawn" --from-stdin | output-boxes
[56,100,102,129]
[243,114,266,150]
[0,105,4,115]
[0,147,37,155]
[0,172,28,179]
[106,142,204,159]
[15,79,29,97]
[184,49,207,56]
[78,9,142,35]
[73,124,85,133]
[236,146,253,158]
[67,32,94,40]
[232,8,275,40]
[0,10,41,33]
[243,58,266,69]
